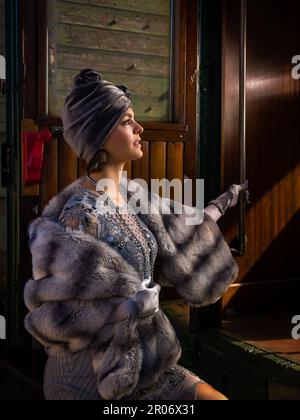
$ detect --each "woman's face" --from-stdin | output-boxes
[103,107,144,164]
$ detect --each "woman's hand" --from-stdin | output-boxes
[205,180,250,221]
[109,283,161,323]
[209,180,250,213]
[226,181,250,208]
[135,283,161,318]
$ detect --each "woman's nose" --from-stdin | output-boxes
[135,122,144,135]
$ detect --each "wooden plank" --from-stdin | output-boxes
[40,137,58,212]
[149,141,166,192]
[167,142,184,201]
[142,129,187,142]
[55,69,169,98]
[57,1,170,36]
[21,119,40,197]
[37,116,188,134]
[57,47,170,78]
[58,134,78,191]
[56,23,170,57]
[167,142,183,180]
[62,0,170,17]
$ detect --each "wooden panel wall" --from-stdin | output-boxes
[48,0,171,121]
[221,0,300,315]
[39,125,188,212]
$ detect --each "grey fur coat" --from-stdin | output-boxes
[23,176,239,400]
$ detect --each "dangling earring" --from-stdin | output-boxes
[94,149,108,170]
[98,149,108,165]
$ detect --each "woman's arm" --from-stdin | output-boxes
[204,204,223,222]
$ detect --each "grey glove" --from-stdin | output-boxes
[208,180,250,215]
[109,282,161,323]
[134,282,161,319]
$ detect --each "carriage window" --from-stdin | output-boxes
[48,0,172,122]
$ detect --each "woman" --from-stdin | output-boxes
[24,69,249,401]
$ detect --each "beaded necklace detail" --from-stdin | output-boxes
[84,175,157,283]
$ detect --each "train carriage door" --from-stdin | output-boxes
[221,0,300,316]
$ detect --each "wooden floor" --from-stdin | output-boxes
[218,313,300,365]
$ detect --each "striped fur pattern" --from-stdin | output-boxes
[23,176,238,399]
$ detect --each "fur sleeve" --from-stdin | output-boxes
[152,194,239,307]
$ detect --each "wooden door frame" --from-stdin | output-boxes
[189,0,224,331]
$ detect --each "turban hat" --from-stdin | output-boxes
[61,69,132,163]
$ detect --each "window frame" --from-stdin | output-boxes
[33,0,195,127]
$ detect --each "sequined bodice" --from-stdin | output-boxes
[58,186,158,284]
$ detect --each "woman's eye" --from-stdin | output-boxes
[123,119,131,125]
